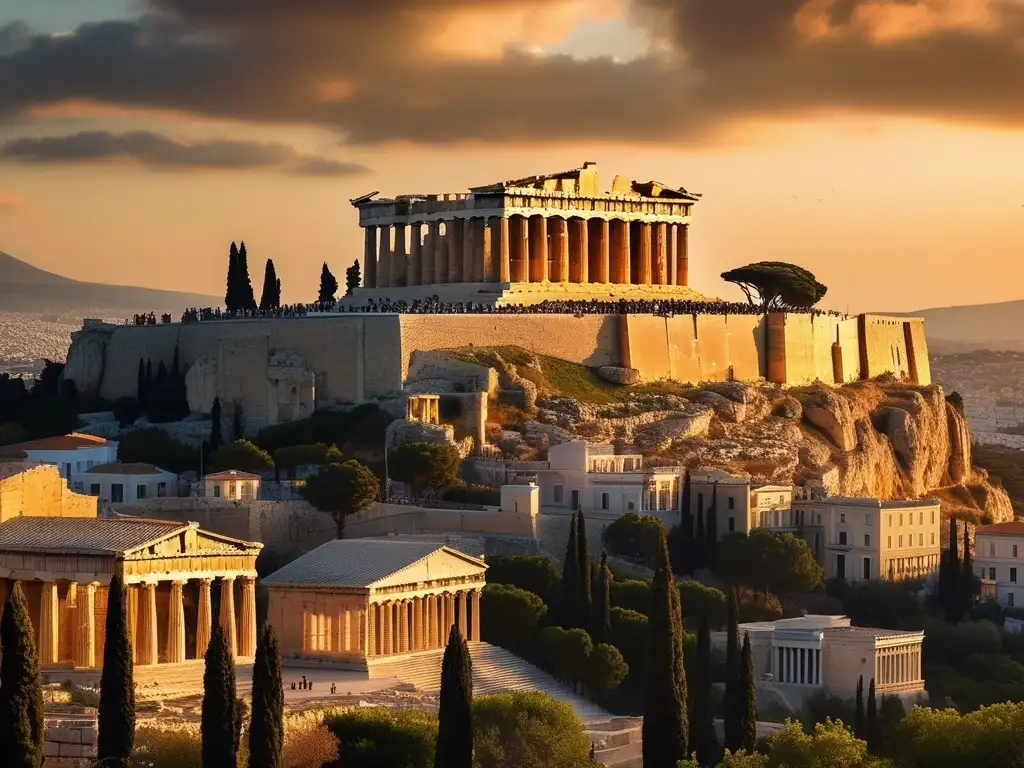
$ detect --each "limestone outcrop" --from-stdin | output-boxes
[385,419,456,449]
[62,322,116,395]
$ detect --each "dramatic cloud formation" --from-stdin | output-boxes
[0,131,368,175]
[0,187,26,214]
[1,0,1023,145]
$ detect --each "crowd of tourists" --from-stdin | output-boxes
[129,312,172,325]
[179,304,312,323]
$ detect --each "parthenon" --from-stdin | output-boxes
[350,162,700,303]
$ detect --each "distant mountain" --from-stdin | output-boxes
[887,299,1024,353]
[0,251,219,313]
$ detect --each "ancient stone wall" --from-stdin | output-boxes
[766,314,861,385]
[345,502,537,540]
[859,315,929,383]
[0,464,98,521]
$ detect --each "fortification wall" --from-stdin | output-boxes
[0,464,97,521]
[859,315,926,383]
[766,314,861,385]
[620,314,766,382]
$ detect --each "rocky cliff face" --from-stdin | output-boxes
[519,379,1013,524]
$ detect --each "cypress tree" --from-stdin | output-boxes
[961,520,974,616]
[854,675,865,740]
[738,632,757,753]
[145,359,153,392]
[0,583,44,768]
[248,624,284,768]
[238,241,257,311]
[434,625,473,768]
[679,473,693,575]
[318,263,339,305]
[577,510,592,627]
[260,259,281,310]
[561,512,580,628]
[690,617,719,767]
[225,241,239,311]
[345,259,362,296]
[705,483,718,571]
[866,678,878,750]
[943,516,961,623]
[98,575,135,767]
[137,358,147,406]
[232,404,245,441]
[210,397,224,451]
[592,553,612,644]
[694,504,706,571]
[723,586,741,752]
[201,624,237,768]
[642,529,688,768]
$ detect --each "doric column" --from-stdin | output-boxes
[167,581,186,664]
[653,222,668,285]
[423,221,436,285]
[511,216,530,282]
[426,594,436,649]
[678,224,689,286]
[433,221,447,284]
[461,218,475,283]
[366,602,377,657]
[412,597,422,651]
[496,217,511,283]
[638,222,653,284]
[196,578,213,660]
[219,576,237,659]
[569,218,588,284]
[239,576,257,658]
[127,584,139,663]
[551,217,569,283]
[39,581,59,666]
[398,601,408,654]
[386,601,396,655]
[471,589,481,642]
[138,581,158,666]
[73,582,98,668]
[611,219,631,284]
[408,223,423,287]
[529,216,548,282]
[591,219,610,283]
[457,591,468,639]
[446,592,456,641]
[478,218,492,282]
[447,218,464,283]
[392,223,408,287]
[363,226,378,289]
[668,224,678,284]
[378,226,392,289]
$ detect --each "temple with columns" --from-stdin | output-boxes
[349,162,701,305]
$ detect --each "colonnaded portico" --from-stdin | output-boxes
[349,162,700,304]
[0,516,262,669]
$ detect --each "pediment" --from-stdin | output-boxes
[370,547,486,588]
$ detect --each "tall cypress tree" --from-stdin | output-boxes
[434,625,473,768]
[943,516,961,623]
[690,617,719,767]
[561,513,580,629]
[137,358,147,406]
[345,259,362,296]
[210,397,224,451]
[854,675,865,740]
[592,553,612,644]
[0,583,44,768]
[238,242,257,311]
[202,624,237,768]
[98,575,135,768]
[642,529,688,768]
[259,259,281,310]
[318,263,339,305]
[738,632,757,753]
[866,678,878,750]
[723,586,741,752]
[694,504,706,572]
[705,483,718,571]
[961,520,974,616]
[677,471,693,574]
[577,510,592,628]
[248,624,284,768]
[225,241,239,311]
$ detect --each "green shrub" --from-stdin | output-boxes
[610,579,652,615]
[130,726,201,768]
[484,555,562,608]
[473,692,593,768]
[480,584,547,653]
[678,580,727,630]
[610,606,649,682]
[601,513,666,566]
[324,707,437,768]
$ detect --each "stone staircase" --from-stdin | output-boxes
[370,642,610,721]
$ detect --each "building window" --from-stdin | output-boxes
[111,484,124,503]
[840,513,847,523]
[213,486,221,498]
[601,492,610,510]
[73,481,84,492]
[1010,593,1016,607]
[729,517,735,532]
[864,534,871,547]
[931,510,935,524]
[918,533,923,546]
[779,495,784,503]
[136,485,147,500]
[898,535,903,548]
[863,557,871,580]
[888,536,892,548]
[839,531,848,546]
[990,567,997,580]
[553,485,564,503]
[865,514,871,526]
[889,514,893,527]
[931,533,935,545]
[89,483,100,496]
[157,482,167,498]
[899,514,904,526]
[728,496,735,510]
[1012,568,1018,584]
[626,501,635,511]
[991,543,997,557]
[919,512,923,525]
[1015,545,1019,558]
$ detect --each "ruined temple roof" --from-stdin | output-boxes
[469,162,701,200]
[262,539,487,589]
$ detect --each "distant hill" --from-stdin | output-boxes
[0,251,219,313]
[885,299,1024,353]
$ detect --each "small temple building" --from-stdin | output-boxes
[0,460,262,670]
[350,162,701,305]
[263,539,487,666]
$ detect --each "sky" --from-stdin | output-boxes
[1,0,1023,313]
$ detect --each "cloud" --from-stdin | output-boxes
[0,187,26,214]
[0,130,369,175]
[1,1,1023,146]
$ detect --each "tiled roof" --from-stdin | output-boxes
[206,470,261,480]
[85,462,170,476]
[9,433,110,451]
[976,522,1024,536]
[0,517,186,555]
[262,539,485,589]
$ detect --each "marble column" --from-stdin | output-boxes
[397,601,408,654]
[426,594,436,649]
[446,592,456,641]
[462,218,476,283]
[678,224,689,286]
[138,581,158,666]
[196,578,212,660]
[592,219,610,284]
[423,221,436,285]
[239,576,257,658]
[668,224,678,285]
[478,218,492,282]
[411,597,421,651]
[496,217,511,283]
[73,582,98,668]
[447,219,464,283]
[611,219,631,284]
[569,218,588,284]
[471,589,481,642]
[219,576,237,659]
[385,602,396,655]
[433,222,447,284]
[551,217,569,283]
[511,216,530,283]
[408,223,423,287]
[38,581,59,666]
[392,223,408,287]
[653,222,668,285]
[378,226,392,289]
[363,226,378,289]
[638,222,653,284]
[341,608,351,653]
[127,584,139,663]
[166,581,186,664]
[458,591,469,639]
[529,216,548,282]
[367,602,377,657]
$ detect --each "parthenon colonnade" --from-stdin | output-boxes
[875,643,923,689]
[365,587,481,657]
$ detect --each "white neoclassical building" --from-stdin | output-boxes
[2,433,118,481]
[72,462,178,505]
[975,522,1024,607]
[204,470,261,500]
